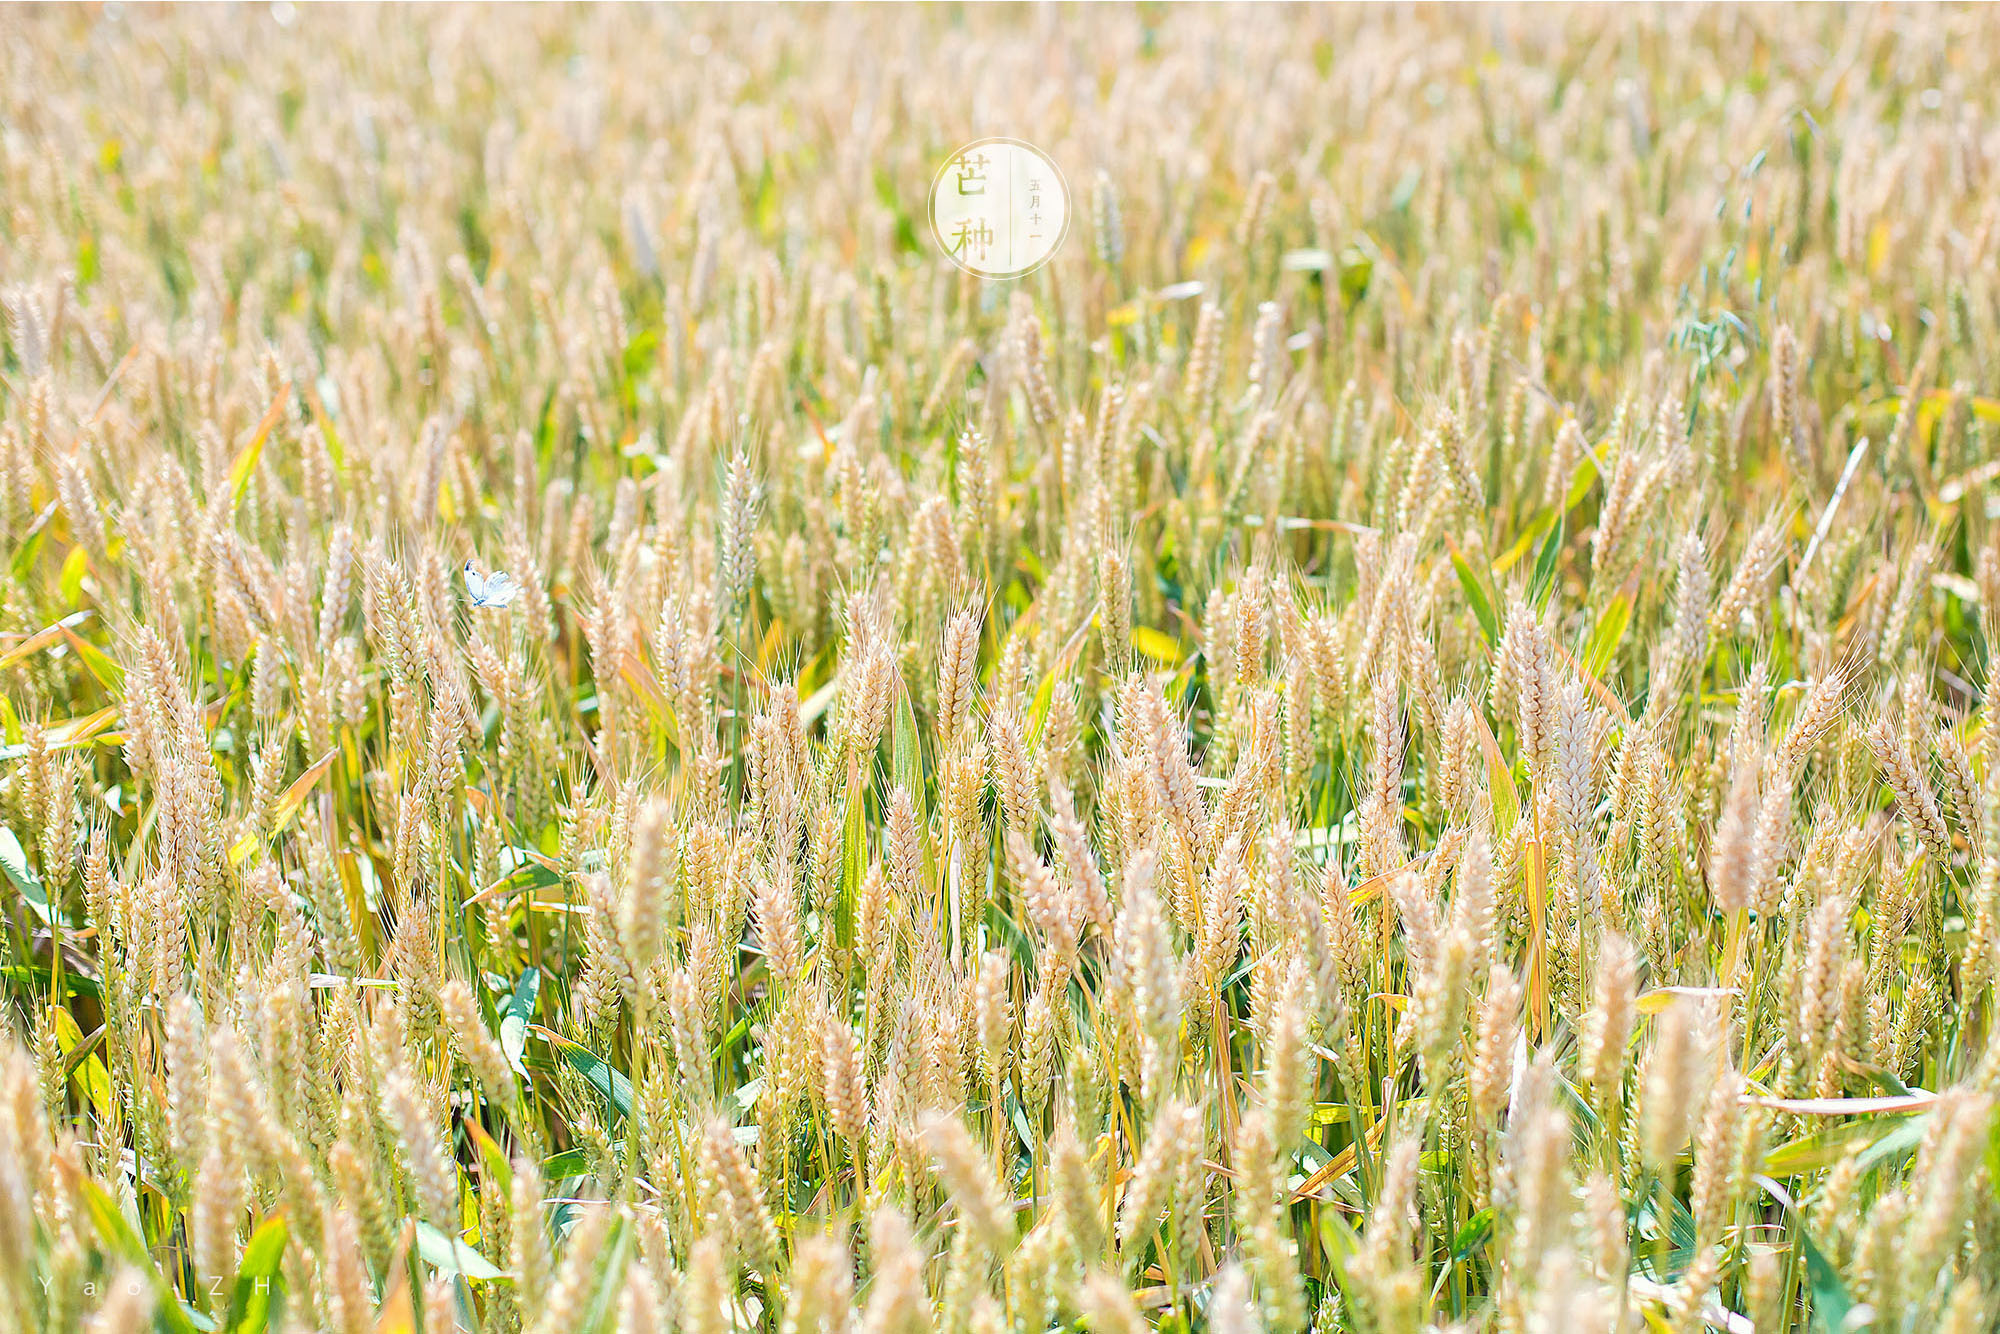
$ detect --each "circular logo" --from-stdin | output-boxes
[928,138,1070,280]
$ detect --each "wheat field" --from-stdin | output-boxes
[4,4,2000,1331]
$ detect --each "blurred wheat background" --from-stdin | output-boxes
[4,4,2000,1331]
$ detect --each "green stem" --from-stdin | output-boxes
[626,997,647,1197]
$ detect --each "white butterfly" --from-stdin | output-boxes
[462,560,520,609]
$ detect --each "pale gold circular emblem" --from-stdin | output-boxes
[928,138,1070,280]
